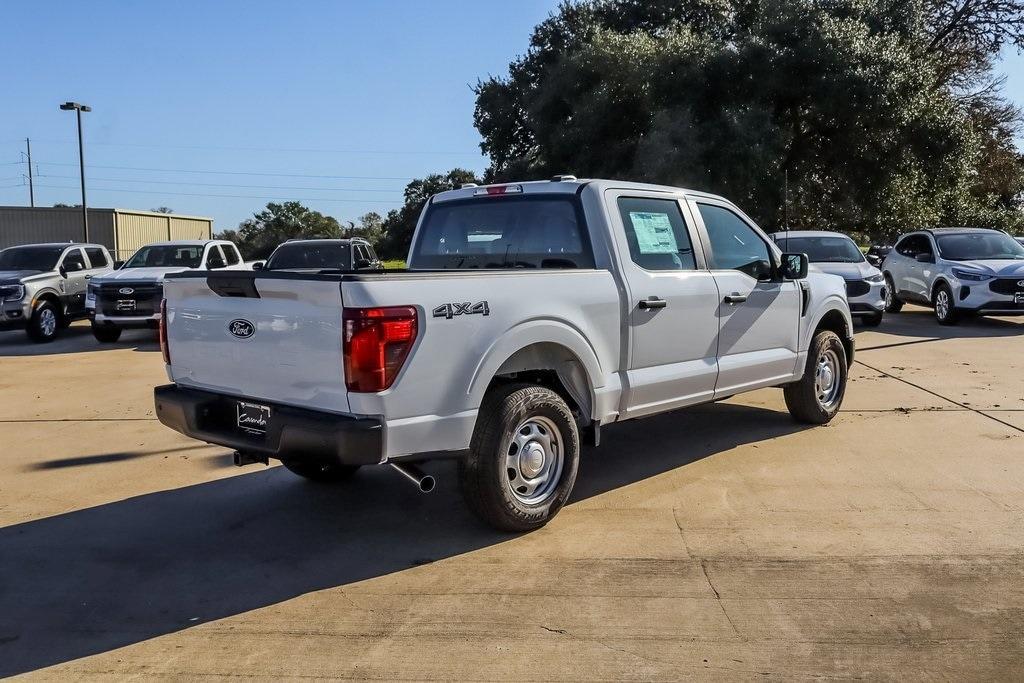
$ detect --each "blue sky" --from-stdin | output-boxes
[1,2,1022,233]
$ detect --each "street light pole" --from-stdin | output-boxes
[59,101,91,242]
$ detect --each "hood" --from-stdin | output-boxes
[947,259,1024,278]
[92,266,192,283]
[808,261,879,280]
[0,269,45,285]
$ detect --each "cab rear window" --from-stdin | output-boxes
[410,196,594,269]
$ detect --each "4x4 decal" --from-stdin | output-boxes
[432,301,490,319]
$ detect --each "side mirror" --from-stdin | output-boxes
[780,252,809,279]
[207,259,226,270]
[252,261,264,271]
[114,260,125,269]
[354,258,372,270]
[914,252,935,264]
[865,254,881,267]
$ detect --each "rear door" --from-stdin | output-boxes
[606,190,721,417]
[690,200,801,397]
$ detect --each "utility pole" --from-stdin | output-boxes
[59,101,91,242]
[25,138,34,207]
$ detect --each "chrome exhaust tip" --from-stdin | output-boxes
[389,462,435,493]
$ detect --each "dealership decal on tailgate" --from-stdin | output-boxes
[236,401,271,434]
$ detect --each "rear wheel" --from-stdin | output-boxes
[883,275,903,313]
[91,322,122,343]
[26,301,60,343]
[784,330,848,424]
[281,460,360,482]
[933,283,959,325]
[460,383,580,532]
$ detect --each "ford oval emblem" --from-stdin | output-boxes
[119,287,134,295]
[228,319,255,339]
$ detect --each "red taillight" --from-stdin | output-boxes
[343,306,418,392]
[159,298,170,364]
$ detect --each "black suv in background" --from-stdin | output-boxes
[253,238,383,273]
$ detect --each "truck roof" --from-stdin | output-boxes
[431,178,730,204]
[769,230,852,239]
[142,239,228,247]
[2,242,108,250]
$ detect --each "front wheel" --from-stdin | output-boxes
[26,301,60,343]
[91,323,122,343]
[784,330,848,424]
[933,283,959,325]
[883,275,903,313]
[460,384,580,532]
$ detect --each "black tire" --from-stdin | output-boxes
[26,301,61,343]
[459,383,580,532]
[784,329,848,424]
[281,460,360,482]
[91,322,122,343]
[883,275,903,313]
[861,311,883,328]
[933,283,959,326]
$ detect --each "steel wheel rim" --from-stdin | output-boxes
[935,290,949,319]
[815,348,842,410]
[504,415,563,505]
[40,309,56,337]
[884,281,893,308]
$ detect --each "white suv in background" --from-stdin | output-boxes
[771,230,885,326]
[882,228,1024,324]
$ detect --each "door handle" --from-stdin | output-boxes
[638,297,667,310]
[84,274,93,279]
[723,293,747,305]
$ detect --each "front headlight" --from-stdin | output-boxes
[0,284,25,302]
[865,273,884,284]
[951,268,992,282]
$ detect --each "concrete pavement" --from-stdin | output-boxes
[1,307,1022,680]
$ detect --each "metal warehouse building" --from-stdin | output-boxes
[0,206,213,261]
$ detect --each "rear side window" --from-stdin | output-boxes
[85,248,109,269]
[617,197,696,271]
[266,243,352,270]
[411,196,593,269]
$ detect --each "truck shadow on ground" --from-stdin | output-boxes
[0,323,158,356]
[0,401,807,676]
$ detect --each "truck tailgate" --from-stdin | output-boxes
[163,275,350,414]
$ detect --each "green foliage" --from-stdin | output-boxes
[377,168,482,258]
[220,201,342,260]
[474,0,1024,240]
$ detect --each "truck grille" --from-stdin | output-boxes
[845,280,870,298]
[989,279,1024,295]
[98,282,163,316]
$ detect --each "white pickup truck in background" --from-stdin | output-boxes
[155,178,853,531]
[87,239,247,342]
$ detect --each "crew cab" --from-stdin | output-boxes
[154,178,854,531]
[88,240,246,342]
[882,228,1024,324]
[0,242,114,342]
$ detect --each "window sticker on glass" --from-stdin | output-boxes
[629,212,678,254]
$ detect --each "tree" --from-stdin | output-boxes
[150,206,174,214]
[474,0,1024,238]
[223,202,342,259]
[344,212,385,245]
[378,169,482,258]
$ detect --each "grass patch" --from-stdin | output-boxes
[382,259,406,270]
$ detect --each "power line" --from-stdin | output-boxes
[32,182,404,204]
[37,173,403,193]
[26,137,483,157]
[36,161,414,181]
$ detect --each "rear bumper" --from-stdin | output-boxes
[154,384,383,466]
[93,313,161,329]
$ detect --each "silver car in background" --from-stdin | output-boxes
[771,230,885,326]
[882,227,1024,325]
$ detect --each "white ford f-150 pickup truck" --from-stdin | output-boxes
[155,178,854,531]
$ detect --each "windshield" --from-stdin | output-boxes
[266,243,351,270]
[935,232,1024,261]
[774,235,864,263]
[0,246,64,272]
[410,195,593,269]
[125,245,204,268]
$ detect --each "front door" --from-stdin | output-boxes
[59,247,90,315]
[690,201,801,397]
[608,192,722,418]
